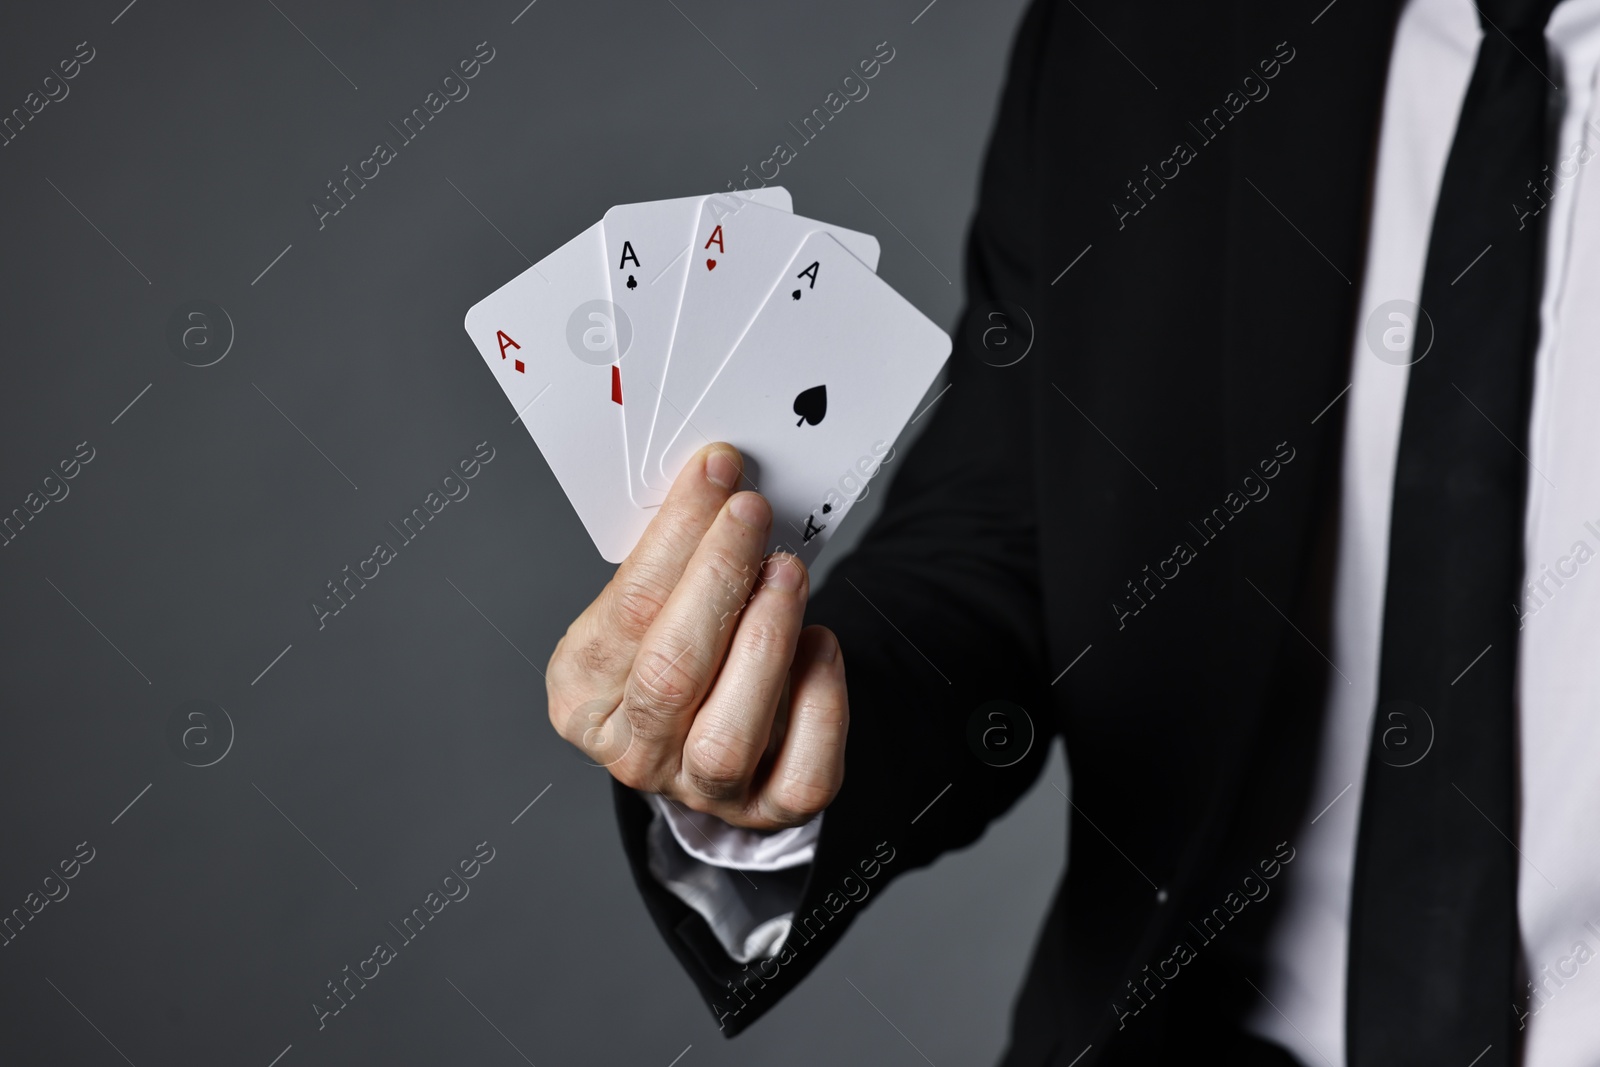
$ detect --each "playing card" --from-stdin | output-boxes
[640,201,882,492]
[603,188,793,508]
[658,231,950,564]
[463,221,647,563]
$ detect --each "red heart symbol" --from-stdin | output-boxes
[705,258,717,271]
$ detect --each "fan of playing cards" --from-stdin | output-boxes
[462,188,951,564]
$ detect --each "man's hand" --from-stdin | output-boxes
[546,443,848,830]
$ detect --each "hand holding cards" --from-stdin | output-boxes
[462,188,950,564]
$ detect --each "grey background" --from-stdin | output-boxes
[0,1,1070,1064]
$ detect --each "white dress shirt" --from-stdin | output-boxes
[1245,1,1600,1064]
[649,2,1600,1062]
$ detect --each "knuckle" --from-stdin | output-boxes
[551,622,623,681]
[608,576,671,640]
[623,646,703,735]
[618,692,678,744]
[767,771,839,822]
[752,798,804,829]
[700,548,757,607]
[685,732,756,799]
[635,644,700,706]
[768,723,846,818]
[572,635,622,679]
[655,497,708,544]
[686,766,748,803]
[734,617,789,663]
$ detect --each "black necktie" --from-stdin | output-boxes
[1348,3,1560,1065]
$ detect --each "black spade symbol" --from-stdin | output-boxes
[626,274,638,290]
[793,385,827,427]
[791,289,802,300]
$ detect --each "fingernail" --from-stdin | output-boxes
[764,554,803,591]
[817,632,839,663]
[705,448,739,490]
[728,491,770,530]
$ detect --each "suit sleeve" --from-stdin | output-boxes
[612,0,1058,1035]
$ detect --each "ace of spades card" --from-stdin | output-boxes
[659,230,950,563]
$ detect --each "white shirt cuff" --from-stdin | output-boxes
[641,794,821,963]
[646,792,821,870]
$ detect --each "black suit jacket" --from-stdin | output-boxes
[615,1,1406,1063]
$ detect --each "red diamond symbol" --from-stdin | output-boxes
[514,359,525,373]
